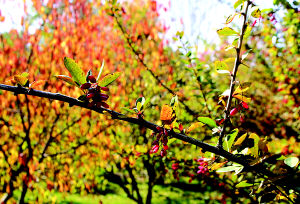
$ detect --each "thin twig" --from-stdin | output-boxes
[218,0,251,149]
[111,9,198,117]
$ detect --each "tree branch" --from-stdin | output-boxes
[0,83,278,179]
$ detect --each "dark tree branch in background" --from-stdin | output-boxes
[218,0,251,148]
[111,9,198,117]
[0,83,279,180]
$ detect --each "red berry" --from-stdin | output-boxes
[80,83,91,89]
[160,149,167,157]
[230,108,238,116]
[101,86,109,92]
[241,102,249,109]
[86,92,95,99]
[100,93,109,101]
[87,75,96,83]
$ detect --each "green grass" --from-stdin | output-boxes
[13,182,223,204]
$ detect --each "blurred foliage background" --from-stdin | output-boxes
[0,0,299,203]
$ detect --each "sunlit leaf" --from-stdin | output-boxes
[55,75,77,86]
[63,57,86,85]
[223,128,239,151]
[210,162,226,171]
[234,0,244,9]
[241,49,252,61]
[244,25,252,39]
[29,80,46,89]
[186,122,204,134]
[251,7,261,18]
[236,181,253,188]
[217,70,231,74]
[99,72,121,87]
[96,59,105,82]
[121,107,136,114]
[217,27,239,36]
[216,165,240,173]
[234,133,247,145]
[284,157,299,168]
[160,104,175,124]
[233,95,251,103]
[225,14,237,24]
[198,117,217,128]
[14,74,29,87]
[249,133,260,158]
[135,97,146,107]
[214,61,229,71]
[233,82,251,95]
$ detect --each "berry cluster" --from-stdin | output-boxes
[149,126,169,157]
[196,158,209,175]
[80,75,110,108]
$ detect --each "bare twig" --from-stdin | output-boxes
[111,9,198,117]
[218,0,251,149]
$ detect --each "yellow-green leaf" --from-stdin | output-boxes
[186,122,204,134]
[14,74,28,86]
[99,72,121,87]
[55,75,77,86]
[251,7,261,18]
[234,133,247,145]
[225,14,237,24]
[234,0,244,9]
[210,162,226,171]
[198,117,217,128]
[214,61,229,71]
[236,181,253,188]
[233,95,251,103]
[249,133,260,158]
[217,27,239,36]
[63,57,86,85]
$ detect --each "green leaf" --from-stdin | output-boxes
[234,0,244,9]
[284,157,299,168]
[223,129,239,151]
[55,75,78,86]
[214,61,229,71]
[216,165,240,173]
[136,102,142,112]
[198,117,217,128]
[176,31,184,39]
[86,69,93,82]
[232,37,239,46]
[63,57,86,85]
[244,25,252,39]
[217,70,231,74]
[225,14,237,24]
[241,49,252,61]
[251,7,261,18]
[135,97,145,107]
[96,59,105,82]
[249,133,260,158]
[99,72,121,87]
[217,27,239,36]
[121,107,136,114]
[236,181,253,188]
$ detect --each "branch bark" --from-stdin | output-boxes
[0,83,277,179]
